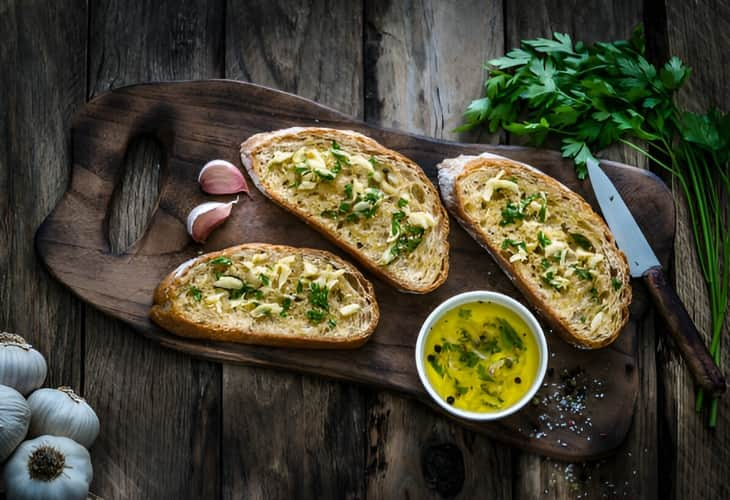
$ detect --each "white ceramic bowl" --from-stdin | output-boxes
[415,291,548,421]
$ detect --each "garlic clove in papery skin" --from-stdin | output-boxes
[198,159,249,195]
[186,198,238,243]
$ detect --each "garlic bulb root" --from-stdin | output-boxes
[3,435,92,500]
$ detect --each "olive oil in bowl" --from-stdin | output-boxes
[415,291,548,421]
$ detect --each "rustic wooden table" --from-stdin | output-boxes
[1,1,728,498]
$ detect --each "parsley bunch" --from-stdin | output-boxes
[459,27,729,426]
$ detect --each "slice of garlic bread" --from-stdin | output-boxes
[150,243,379,348]
[240,127,449,294]
[438,153,631,349]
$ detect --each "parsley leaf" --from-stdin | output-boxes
[308,282,329,311]
[572,266,592,280]
[497,317,525,350]
[306,309,327,323]
[501,238,526,251]
[189,286,202,302]
[570,233,593,250]
[537,231,551,248]
[280,298,292,317]
[612,277,623,290]
[458,308,472,319]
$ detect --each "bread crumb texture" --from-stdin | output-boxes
[242,128,449,292]
[446,155,630,348]
[156,245,376,341]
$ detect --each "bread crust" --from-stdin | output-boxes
[240,127,450,294]
[150,243,380,349]
[438,153,631,349]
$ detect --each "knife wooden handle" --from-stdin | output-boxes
[643,266,726,396]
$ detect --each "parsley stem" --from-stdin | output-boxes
[464,31,729,426]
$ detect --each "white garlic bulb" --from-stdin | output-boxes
[0,384,31,462]
[3,435,92,500]
[27,387,100,448]
[0,332,47,395]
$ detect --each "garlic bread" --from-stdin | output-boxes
[150,244,379,348]
[240,127,449,293]
[438,153,631,349]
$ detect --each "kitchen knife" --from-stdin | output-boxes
[587,159,726,396]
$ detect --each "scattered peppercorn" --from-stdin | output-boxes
[427,354,435,362]
[514,377,522,384]
[446,396,455,405]
[434,344,442,353]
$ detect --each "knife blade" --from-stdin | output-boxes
[586,161,660,276]
[587,158,725,396]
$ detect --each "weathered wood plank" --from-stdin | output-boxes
[659,1,730,498]
[223,2,367,498]
[503,2,658,498]
[364,1,512,498]
[0,0,86,389]
[83,1,223,498]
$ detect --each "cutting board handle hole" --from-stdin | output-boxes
[107,134,165,255]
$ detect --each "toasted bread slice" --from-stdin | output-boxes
[240,127,449,293]
[150,243,379,348]
[438,153,631,349]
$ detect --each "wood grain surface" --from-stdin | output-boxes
[363,2,513,497]
[81,1,223,498]
[503,3,660,498]
[36,79,674,461]
[223,2,367,499]
[2,0,727,498]
[659,1,730,498]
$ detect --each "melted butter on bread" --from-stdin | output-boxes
[438,153,631,349]
[242,128,450,294]
[150,244,379,348]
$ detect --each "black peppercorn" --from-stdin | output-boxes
[434,344,442,353]
[446,396,455,405]
[427,354,435,362]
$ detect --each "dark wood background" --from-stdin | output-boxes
[1,0,728,498]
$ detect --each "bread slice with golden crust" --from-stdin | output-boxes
[150,243,379,348]
[438,152,631,349]
[240,127,449,294]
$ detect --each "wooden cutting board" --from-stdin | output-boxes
[36,80,674,460]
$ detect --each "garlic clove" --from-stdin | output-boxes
[198,159,249,195]
[186,198,238,243]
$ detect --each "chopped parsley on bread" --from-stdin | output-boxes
[240,127,449,293]
[438,153,631,349]
[150,244,379,348]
